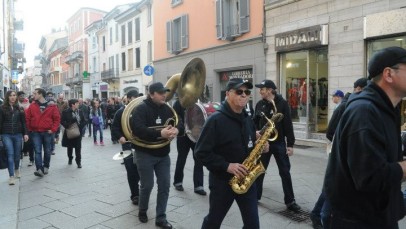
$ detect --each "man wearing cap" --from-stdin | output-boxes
[253,79,300,212]
[111,90,141,206]
[132,82,179,229]
[195,78,266,229]
[310,77,368,229]
[331,89,344,110]
[324,46,406,228]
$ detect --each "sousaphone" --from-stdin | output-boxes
[121,58,206,149]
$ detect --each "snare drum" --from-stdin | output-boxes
[185,102,221,142]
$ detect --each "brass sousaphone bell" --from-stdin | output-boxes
[121,58,206,149]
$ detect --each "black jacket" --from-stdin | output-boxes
[326,92,351,141]
[324,82,405,226]
[0,105,27,135]
[61,108,85,148]
[111,106,125,141]
[253,94,295,147]
[131,97,179,157]
[195,101,256,180]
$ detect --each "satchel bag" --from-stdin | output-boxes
[0,138,8,169]
[66,122,81,139]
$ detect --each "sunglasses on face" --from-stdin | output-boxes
[234,89,251,96]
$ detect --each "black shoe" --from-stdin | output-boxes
[194,190,207,196]
[287,202,301,213]
[68,159,72,165]
[138,211,148,223]
[77,164,82,168]
[155,220,173,229]
[174,184,184,191]
[131,196,139,205]
[310,214,323,229]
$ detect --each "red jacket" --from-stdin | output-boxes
[25,101,60,133]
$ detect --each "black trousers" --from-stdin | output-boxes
[123,143,140,199]
[67,147,81,165]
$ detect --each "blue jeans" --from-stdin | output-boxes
[202,173,259,229]
[93,125,103,142]
[256,141,295,204]
[174,136,204,190]
[134,150,170,223]
[31,132,53,171]
[3,134,22,177]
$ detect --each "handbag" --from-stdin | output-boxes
[0,138,8,169]
[66,122,81,139]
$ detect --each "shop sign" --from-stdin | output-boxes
[124,79,138,84]
[100,84,108,92]
[220,69,253,81]
[275,25,328,52]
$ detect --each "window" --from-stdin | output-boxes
[135,48,141,68]
[128,48,134,71]
[216,0,250,40]
[121,52,126,71]
[115,24,119,42]
[93,57,96,73]
[166,14,189,54]
[109,27,113,45]
[92,36,96,49]
[147,40,152,63]
[102,36,106,52]
[121,25,126,46]
[116,54,119,75]
[128,21,133,44]
[135,18,140,41]
[171,0,183,6]
[109,56,114,69]
[147,4,152,26]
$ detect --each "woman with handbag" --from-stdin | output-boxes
[0,90,29,185]
[61,99,85,168]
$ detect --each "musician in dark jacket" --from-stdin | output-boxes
[253,79,300,212]
[61,99,86,168]
[132,82,179,229]
[324,47,406,228]
[195,78,264,229]
[111,90,141,205]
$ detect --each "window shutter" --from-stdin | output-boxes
[181,14,189,49]
[239,0,250,33]
[166,21,172,53]
[216,0,223,39]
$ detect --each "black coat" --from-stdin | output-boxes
[324,82,405,226]
[61,108,85,148]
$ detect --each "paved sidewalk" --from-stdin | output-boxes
[0,130,406,228]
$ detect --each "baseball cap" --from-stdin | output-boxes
[126,90,139,98]
[353,78,368,88]
[331,90,344,97]
[149,82,170,94]
[255,79,277,90]
[368,46,406,79]
[225,78,253,91]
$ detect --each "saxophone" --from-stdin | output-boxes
[229,100,284,194]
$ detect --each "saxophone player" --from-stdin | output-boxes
[195,78,268,229]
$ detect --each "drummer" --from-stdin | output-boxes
[111,90,141,205]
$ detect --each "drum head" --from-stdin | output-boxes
[185,102,220,142]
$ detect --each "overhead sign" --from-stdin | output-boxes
[143,65,154,76]
[11,70,19,84]
[275,25,328,52]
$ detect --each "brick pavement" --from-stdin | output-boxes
[0,130,405,228]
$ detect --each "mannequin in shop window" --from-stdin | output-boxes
[299,79,314,122]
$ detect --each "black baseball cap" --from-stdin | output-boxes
[255,80,277,90]
[368,46,406,79]
[149,82,170,94]
[225,78,253,91]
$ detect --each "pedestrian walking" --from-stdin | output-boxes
[90,99,104,146]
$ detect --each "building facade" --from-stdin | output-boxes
[265,0,406,141]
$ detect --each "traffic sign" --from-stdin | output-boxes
[143,65,154,76]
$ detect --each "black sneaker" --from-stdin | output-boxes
[194,190,207,196]
[310,214,323,229]
[287,202,301,213]
[174,184,184,191]
[34,169,44,177]
[138,211,148,223]
[68,159,72,165]
[155,220,173,229]
[132,196,139,205]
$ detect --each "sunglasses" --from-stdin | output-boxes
[234,89,251,96]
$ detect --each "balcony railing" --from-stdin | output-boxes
[65,51,84,64]
[64,73,83,86]
[101,68,119,81]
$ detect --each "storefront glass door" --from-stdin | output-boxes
[280,48,328,134]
